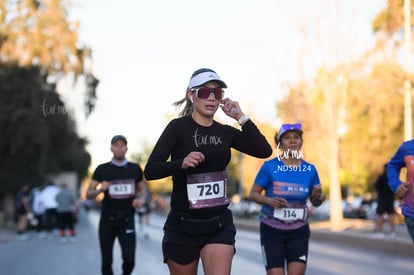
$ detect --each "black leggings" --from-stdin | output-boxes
[57,212,75,232]
[99,214,136,275]
[44,208,58,232]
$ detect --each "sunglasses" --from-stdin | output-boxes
[190,87,224,100]
[280,123,302,132]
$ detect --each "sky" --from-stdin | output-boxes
[67,0,386,170]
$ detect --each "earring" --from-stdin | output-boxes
[190,96,194,104]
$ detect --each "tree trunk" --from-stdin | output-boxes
[1,193,16,228]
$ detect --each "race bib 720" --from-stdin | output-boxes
[186,171,229,209]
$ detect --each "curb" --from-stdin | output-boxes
[310,229,414,258]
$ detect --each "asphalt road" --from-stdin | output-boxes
[0,209,413,275]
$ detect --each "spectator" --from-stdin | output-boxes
[136,182,152,239]
[56,182,77,242]
[373,164,396,239]
[15,183,31,240]
[41,182,60,236]
[30,184,47,239]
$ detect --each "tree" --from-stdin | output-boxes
[340,62,409,190]
[0,1,97,223]
[0,65,91,221]
[274,0,414,230]
[0,0,98,116]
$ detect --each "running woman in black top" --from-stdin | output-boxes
[87,135,147,275]
[144,68,272,275]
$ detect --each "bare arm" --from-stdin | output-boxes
[396,182,410,198]
[310,185,324,207]
[86,179,109,200]
[249,184,287,209]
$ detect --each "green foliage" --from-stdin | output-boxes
[0,65,90,194]
[0,0,98,117]
[1,0,81,72]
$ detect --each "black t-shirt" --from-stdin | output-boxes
[92,162,143,214]
[16,189,29,211]
[375,172,394,202]
[144,115,272,217]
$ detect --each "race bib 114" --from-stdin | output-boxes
[273,206,307,222]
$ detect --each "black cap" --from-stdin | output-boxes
[111,135,127,144]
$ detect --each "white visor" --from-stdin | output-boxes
[188,71,227,90]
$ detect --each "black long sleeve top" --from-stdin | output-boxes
[144,116,272,216]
